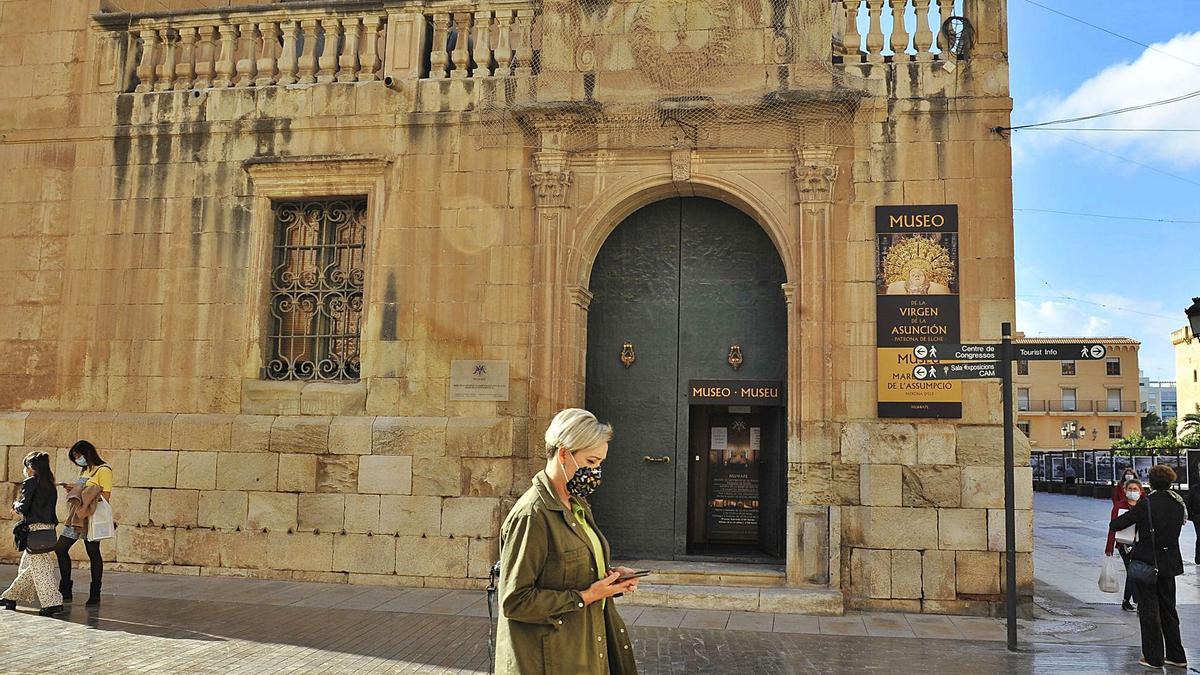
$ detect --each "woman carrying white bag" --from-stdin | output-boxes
[55,440,114,607]
[1101,478,1143,610]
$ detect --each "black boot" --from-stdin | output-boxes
[85,582,101,606]
[59,579,73,602]
[38,605,64,616]
[0,599,15,610]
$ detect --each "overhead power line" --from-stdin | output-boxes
[1018,294,1182,323]
[996,88,1200,132]
[1019,0,1200,70]
[1054,135,1200,188]
[1015,209,1200,224]
[1016,127,1200,133]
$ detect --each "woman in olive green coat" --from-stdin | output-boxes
[495,408,641,675]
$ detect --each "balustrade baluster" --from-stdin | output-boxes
[297,19,318,84]
[234,22,258,87]
[472,11,493,78]
[934,0,954,57]
[450,12,472,79]
[194,25,216,88]
[513,9,534,76]
[493,10,514,76]
[135,28,160,92]
[156,29,177,91]
[317,17,341,83]
[912,0,933,59]
[338,17,361,82]
[842,1,862,59]
[175,27,197,90]
[213,24,237,87]
[278,21,299,85]
[865,0,885,62]
[889,0,910,58]
[430,13,450,79]
[359,15,381,81]
[255,22,279,87]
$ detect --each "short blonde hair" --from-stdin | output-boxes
[544,408,613,458]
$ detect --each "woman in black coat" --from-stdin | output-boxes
[1109,464,1188,669]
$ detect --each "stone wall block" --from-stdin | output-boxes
[270,416,331,454]
[840,422,916,465]
[23,412,80,447]
[412,457,463,497]
[116,487,152,525]
[301,383,367,415]
[267,531,334,571]
[198,490,248,530]
[176,451,218,490]
[916,425,956,465]
[937,508,987,550]
[298,493,345,531]
[358,455,413,494]
[842,506,938,550]
[231,415,275,453]
[316,455,359,493]
[986,509,1033,553]
[149,488,199,527]
[961,466,1005,508]
[171,414,234,452]
[344,494,381,533]
[216,452,279,491]
[859,464,902,506]
[460,458,514,497]
[901,465,961,507]
[890,550,922,599]
[247,492,299,531]
[116,524,174,565]
[446,418,513,458]
[129,450,178,488]
[219,530,268,569]
[77,412,117,448]
[1001,551,1035,594]
[0,412,29,445]
[955,550,1001,595]
[396,535,468,577]
[174,528,221,567]
[278,453,318,493]
[956,426,1003,466]
[329,416,375,455]
[379,495,442,535]
[851,548,891,599]
[333,533,396,574]
[372,417,447,456]
[112,413,175,450]
[921,550,956,600]
[440,497,500,537]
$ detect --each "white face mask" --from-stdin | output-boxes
[1125,491,1140,502]
[74,456,88,468]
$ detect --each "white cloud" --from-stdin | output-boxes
[1014,31,1200,168]
[1016,293,1183,380]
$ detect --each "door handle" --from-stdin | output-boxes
[642,455,672,463]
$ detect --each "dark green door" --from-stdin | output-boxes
[586,197,788,560]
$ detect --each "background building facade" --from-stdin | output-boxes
[1174,327,1200,422]
[0,0,1023,614]
[1139,374,1177,420]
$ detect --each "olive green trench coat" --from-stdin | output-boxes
[494,471,638,675]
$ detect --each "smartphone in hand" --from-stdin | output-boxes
[615,570,652,583]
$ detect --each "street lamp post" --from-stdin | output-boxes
[1186,297,1200,343]
[1061,421,1086,452]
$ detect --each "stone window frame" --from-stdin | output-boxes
[241,156,391,408]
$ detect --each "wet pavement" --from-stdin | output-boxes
[0,491,1196,673]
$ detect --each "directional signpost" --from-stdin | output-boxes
[907,331,1109,652]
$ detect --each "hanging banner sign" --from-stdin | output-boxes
[876,205,963,418]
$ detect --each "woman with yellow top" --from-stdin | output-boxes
[494,408,640,675]
[54,440,113,606]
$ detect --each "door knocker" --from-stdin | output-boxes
[620,341,636,368]
[727,344,743,370]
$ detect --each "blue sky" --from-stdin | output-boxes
[1006,1,1200,380]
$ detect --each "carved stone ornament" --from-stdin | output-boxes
[530,151,573,208]
[629,0,737,88]
[670,148,691,182]
[793,145,839,204]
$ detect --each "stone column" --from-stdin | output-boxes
[528,146,575,428]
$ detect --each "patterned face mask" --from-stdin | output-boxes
[563,451,602,498]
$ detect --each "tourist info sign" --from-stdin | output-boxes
[912,361,1001,380]
[1014,343,1107,361]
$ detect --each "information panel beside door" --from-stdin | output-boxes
[704,412,761,542]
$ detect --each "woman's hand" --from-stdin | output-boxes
[580,571,639,606]
[609,566,642,593]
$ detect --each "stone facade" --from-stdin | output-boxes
[0,0,1027,613]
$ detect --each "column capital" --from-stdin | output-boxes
[793,144,839,204]
[531,150,572,208]
[568,284,593,310]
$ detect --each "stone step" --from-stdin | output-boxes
[622,583,844,616]
[612,559,787,588]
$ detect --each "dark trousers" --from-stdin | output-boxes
[1133,574,1186,666]
[54,535,103,586]
[1193,520,1199,564]
[1116,547,1138,604]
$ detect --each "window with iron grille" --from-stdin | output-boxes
[1108,422,1122,440]
[1017,359,1028,376]
[266,197,367,381]
[1106,357,1121,376]
[1060,360,1076,376]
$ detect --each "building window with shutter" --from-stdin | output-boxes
[266,197,367,381]
[1017,360,1028,376]
[1061,360,1076,376]
[1108,422,1122,440]
[1106,357,1120,376]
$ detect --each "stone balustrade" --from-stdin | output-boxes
[836,0,963,63]
[126,7,388,93]
[421,5,538,80]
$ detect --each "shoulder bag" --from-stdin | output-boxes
[24,526,58,554]
[1127,494,1158,585]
